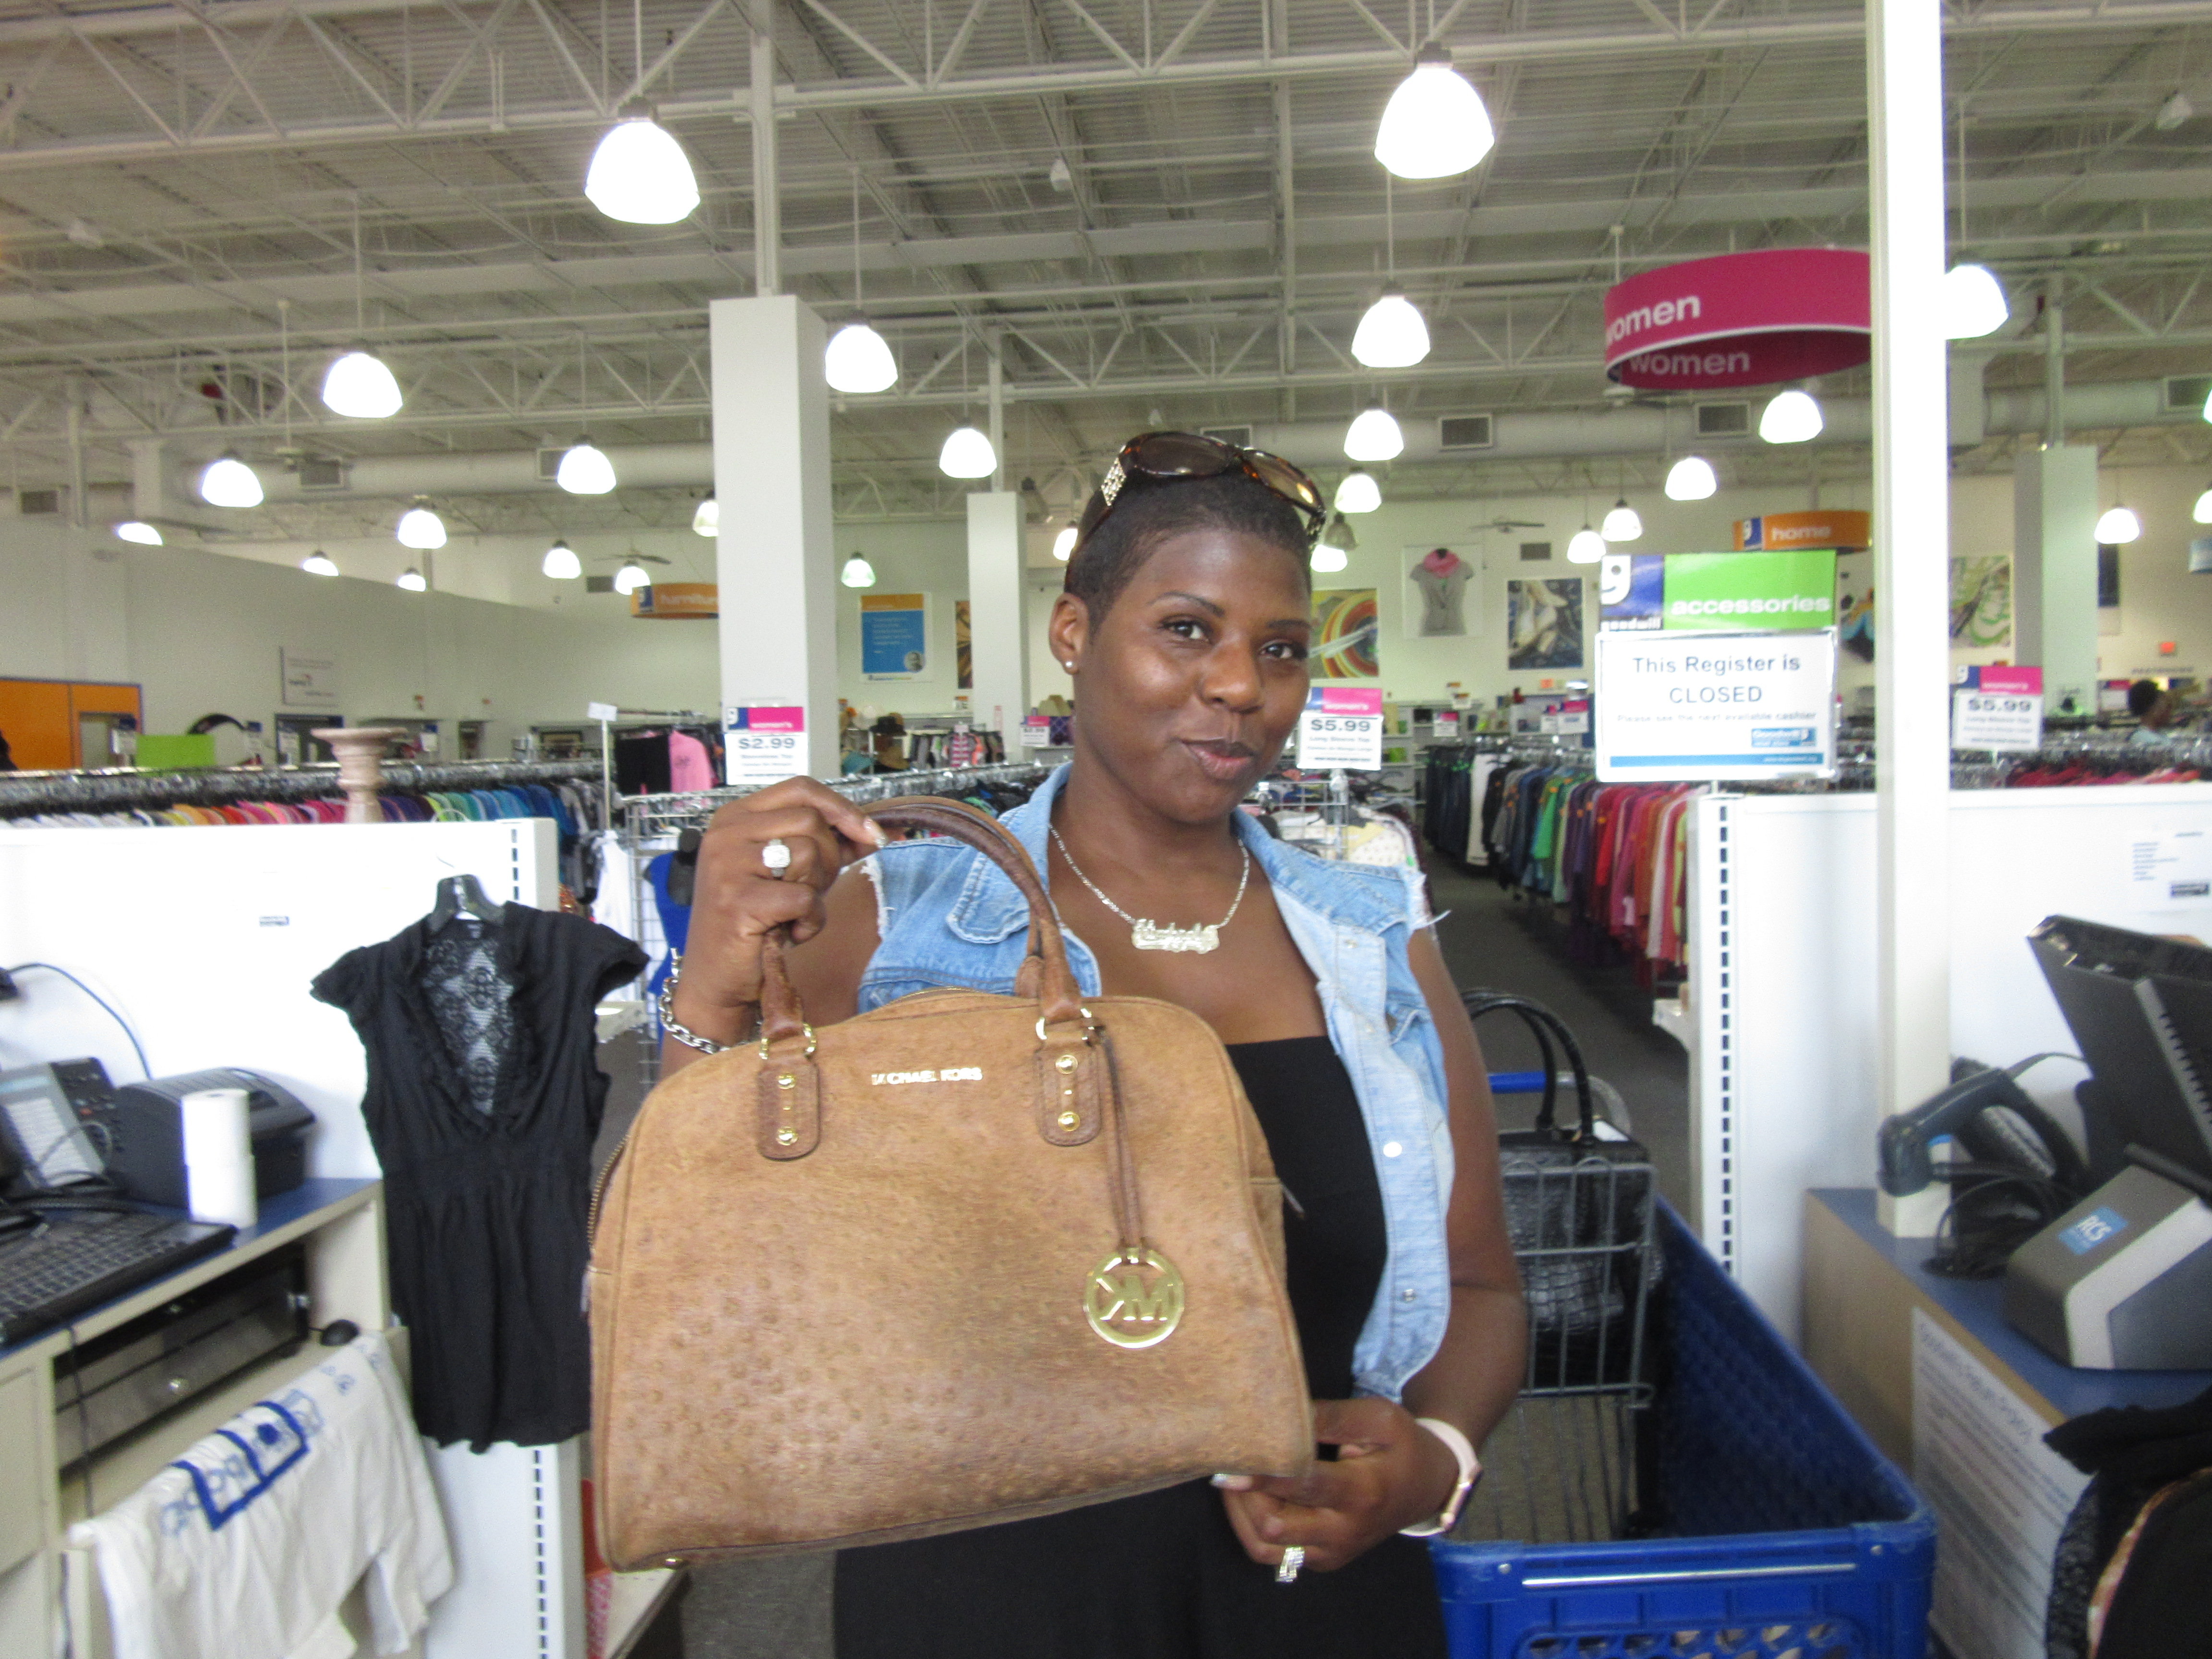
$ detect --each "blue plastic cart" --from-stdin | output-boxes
[1432,1200,1934,1659]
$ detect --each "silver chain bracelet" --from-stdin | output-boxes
[656,951,751,1054]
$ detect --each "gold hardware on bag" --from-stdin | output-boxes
[778,1073,795,1089]
[776,1127,797,1145]
[1055,1053,1077,1073]
[1057,1110,1080,1130]
[1083,1248,1186,1349]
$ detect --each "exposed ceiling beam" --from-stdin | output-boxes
[0,2,2207,169]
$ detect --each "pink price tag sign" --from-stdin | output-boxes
[1975,667,2044,697]
[1305,687,1384,717]
[730,706,805,733]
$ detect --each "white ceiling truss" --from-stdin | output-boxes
[0,0,2203,532]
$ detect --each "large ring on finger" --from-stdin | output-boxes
[761,837,793,877]
[1274,1545,1305,1585]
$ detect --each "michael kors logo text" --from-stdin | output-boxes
[868,1067,984,1086]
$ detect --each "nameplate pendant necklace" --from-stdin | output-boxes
[1049,824,1250,955]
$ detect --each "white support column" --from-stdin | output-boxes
[750,30,780,297]
[1867,0,1953,1234]
[966,492,1028,745]
[2013,446,2101,718]
[711,295,838,779]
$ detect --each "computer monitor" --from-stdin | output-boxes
[2028,915,2212,1187]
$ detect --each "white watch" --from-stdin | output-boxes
[1398,1417,1481,1537]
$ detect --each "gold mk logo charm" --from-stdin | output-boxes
[1083,1248,1185,1348]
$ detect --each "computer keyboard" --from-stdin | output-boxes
[0,1210,236,1346]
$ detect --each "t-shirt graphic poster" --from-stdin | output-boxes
[862,592,929,679]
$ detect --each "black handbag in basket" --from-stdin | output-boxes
[1466,991,1660,1387]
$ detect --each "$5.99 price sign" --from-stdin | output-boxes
[1298,687,1384,769]
[1951,690,2042,752]
[723,705,806,785]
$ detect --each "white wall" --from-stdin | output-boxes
[0,519,719,750]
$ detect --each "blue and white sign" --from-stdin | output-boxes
[1594,627,1837,782]
[2059,1206,2129,1256]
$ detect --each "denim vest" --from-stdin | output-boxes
[858,765,1453,1401]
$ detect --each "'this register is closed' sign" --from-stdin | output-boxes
[1594,629,1836,783]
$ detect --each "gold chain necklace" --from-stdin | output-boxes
[1048,824,1250,954]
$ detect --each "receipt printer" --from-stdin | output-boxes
[100,1069,315,1209]
[2004,1153,2212,1370]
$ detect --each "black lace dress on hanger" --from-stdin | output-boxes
[313,905,646,1450]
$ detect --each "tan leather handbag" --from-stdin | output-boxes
[588,796,1312,1568]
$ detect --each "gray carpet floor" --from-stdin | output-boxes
[590,857,1693,1657]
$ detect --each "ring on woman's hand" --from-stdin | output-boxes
[760,838,793,877]
[1274,1545,1305,1584]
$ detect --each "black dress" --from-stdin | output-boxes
[312,905,646,1451]
[834,1036,1449,1658]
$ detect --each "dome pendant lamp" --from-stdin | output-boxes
[1052,525,1078,562]
[1758,388,1825,445]
[823,167,899,394]
[1352,292,1429,369]
[585,103,699,224]
[200,452,264,507]
[1374,45,1496,180]
[558,438,616,495]
[396,566,427,592]
[938,425,997,480]
[301,551,338,577]
[1941,264,2009,340]
[1567,525,1606,564]
[692,495,719,537]
[114,520,163,545]
[1665,456,1718,501]
[2192,483,2212,526]
[841,553,878,589]
[542,539,583,579]
[1334,468,1382,514]
[1344,404,1405,462]
[2095,505,2141,545]
[614,556,651,595]
[322,349,403,419]
[1600,497,1643,541]
[396,499,447,550]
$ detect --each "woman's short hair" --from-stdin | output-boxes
[2128,679,2164,718]
[1063,472,1311,620]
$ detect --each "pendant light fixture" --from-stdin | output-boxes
[557,335,617,494]
[1940,110,2010,341]
[2095,505,2142,544]
[2202,384,2212,424]
[113,520,162,545]
[823,167,899,394]
[396,567,427,592]
[1665,455,1718,501]
[396,499,447,550]
[938,425,997,480]
[1351,175,1429,368]
[1311,511,1357,572]
[1567,524,1607,564]
[585,8,698,227]
[200,452,264,507]
[613,556,651,595]
[1600,497,1643,541]
[1344,404,1405,462]
[301,551,338,577]
[1758,388,1825,444]
[1334,468,1382,514]
[322,201,404,418]
[692,495,719,536]
[542,539,582,579]
[1374,45,1496,180]
[2193,483,2212,525]
[1052,525,1078,561]
[841,552,878,589]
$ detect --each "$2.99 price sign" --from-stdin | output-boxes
[723,705,807,786]
[1298,687,1384,769]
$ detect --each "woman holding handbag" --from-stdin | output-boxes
[662,432,1526,1655]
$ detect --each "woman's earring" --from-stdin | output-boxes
[1063,660,1075,672]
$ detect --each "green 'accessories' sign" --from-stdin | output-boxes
[1663,550,1836,632]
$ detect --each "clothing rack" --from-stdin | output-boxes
[620,759,1055,841]
[0,757,601,819]
[591,706,714,820]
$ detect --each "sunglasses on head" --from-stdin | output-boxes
[1071,431,1327,556]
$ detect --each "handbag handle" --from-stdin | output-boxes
[1463,991,1595,1142]
[756,794,1088,1045]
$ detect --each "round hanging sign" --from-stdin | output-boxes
[1604,248,1870,391]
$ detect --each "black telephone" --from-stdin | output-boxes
[0,1058,117,1191]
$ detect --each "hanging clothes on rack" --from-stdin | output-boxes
[311,897,646,1451]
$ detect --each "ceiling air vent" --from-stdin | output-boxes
[1439,414,1494,451]
[296,456,348,490]
[1198,425,1252,448]
[1696,402,1751,437]
[1519,542,1553,562]
[17,488,60,516]
[585,575,615,594]
[2164,375,2212,415]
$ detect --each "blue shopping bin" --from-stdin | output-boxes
[1433,1202,1935,1659]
